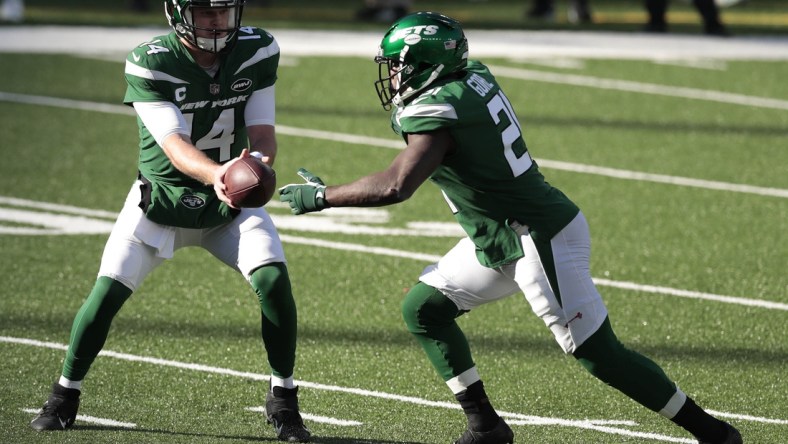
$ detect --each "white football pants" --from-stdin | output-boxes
[97,181,286,292]
[419,212,608,354]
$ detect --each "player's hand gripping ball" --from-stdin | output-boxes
[224,157,277,208]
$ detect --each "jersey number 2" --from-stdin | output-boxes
[486,91,532,177]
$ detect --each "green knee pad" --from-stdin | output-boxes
[401,282,474,382]
[573,317,676,412]
[249,263,297,378]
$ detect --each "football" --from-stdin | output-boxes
[224,156,277,208]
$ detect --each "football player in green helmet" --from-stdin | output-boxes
[374,12,468,109]
[280,11,741,444]
[29,0,311,441]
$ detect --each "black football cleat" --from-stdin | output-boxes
[265,385,311,442]
[699,422,742,444]
[454,418,514,444]
[30,383,80,431]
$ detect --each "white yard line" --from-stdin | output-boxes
[1,196,785,311]
[245,407,363,426]
[5,336,786,443]
[1,92,785,199]
[20,408,137,428]
[487,65,788,111]
[278,234,788,311]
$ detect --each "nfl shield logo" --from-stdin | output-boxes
[209,84,220,95]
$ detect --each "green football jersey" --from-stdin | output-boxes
[392,60,580,267]
[123,27,279,228]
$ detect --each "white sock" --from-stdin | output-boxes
[270,375,295,389]
[58,376,82,391]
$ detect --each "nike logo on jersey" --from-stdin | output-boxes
[132,53,141,62]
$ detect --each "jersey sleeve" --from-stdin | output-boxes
[234,28,280,92]
[396,100,458,134]
[123,35,187,106]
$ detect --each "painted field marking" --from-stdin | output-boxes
[1,196,785,311]
[1,92,786,200]
[245,407,362,426]
[277,234,788,311]
[6,336,786,443]
[487,65,788,111]
[20,408,137,429]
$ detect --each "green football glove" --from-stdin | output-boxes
[278,168,328,215]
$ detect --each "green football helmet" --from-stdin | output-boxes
[374,12,469,109]
[165,0,245,53]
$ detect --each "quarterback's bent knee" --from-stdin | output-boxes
[249,262,291,301]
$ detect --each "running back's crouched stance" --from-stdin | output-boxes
[29,1,310,441]
[279,11,742,444]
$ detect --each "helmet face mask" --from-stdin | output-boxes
[374,12,468,110]
[166,0,245,54]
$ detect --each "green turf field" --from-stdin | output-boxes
[0,18,787,444]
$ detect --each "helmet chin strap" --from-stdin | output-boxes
[392,64,444,106]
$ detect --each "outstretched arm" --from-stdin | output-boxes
[279,129,454,214]
[324,129,453,207]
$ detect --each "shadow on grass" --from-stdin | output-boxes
[3,310,786,367]
[73,424,424,443]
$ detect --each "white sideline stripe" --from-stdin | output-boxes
[487,65,788,111]
[535,160,788,199]
[280,234,787,311]
[279,234,442,263]
[0,195,783,312]
[245,407,362,426]
[504,415,694,444]
[21,408,137,428]
[0,196,119,218]
[707,409,788,425]
[1,92,786,199]
[5,336,785,444]
[592,278,788,311]
[276,126,404,150]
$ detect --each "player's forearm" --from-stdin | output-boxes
[161,133,220,185]
[326,172,412,207]
[247,124,277,167]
